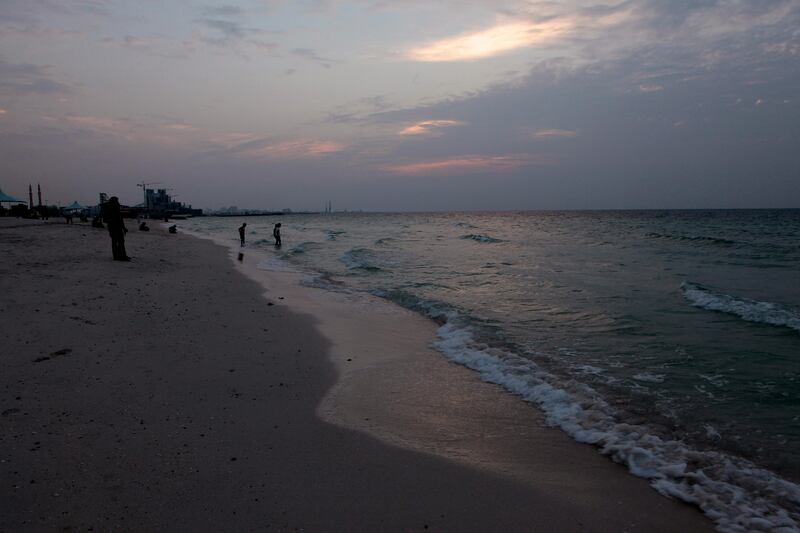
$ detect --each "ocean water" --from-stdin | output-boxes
[181,210,800,531]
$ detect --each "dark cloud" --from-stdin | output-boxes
[349,2,800,209]
[0,57,71,96]
[0,0,109,28]
[202,5,245,18]
[290,48,335,68]
[196,5,277,51]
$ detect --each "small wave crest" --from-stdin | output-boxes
[282,241,317,257]
[460,234,503,244]
[340,248,383,272]
[646,232,737,247]
[326,230,345,241]
[301,272,346,290]
[375,289,800,531]
[682,282,800,332]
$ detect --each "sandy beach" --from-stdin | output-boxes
[0,219,713,531]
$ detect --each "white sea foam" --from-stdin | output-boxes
[431,314,800,532]
[682,282,800,332]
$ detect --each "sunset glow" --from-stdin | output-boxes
[408,20,573,62]
[531,129,578,140]
[0,0,796,210]
[384,154,544,175]
[237,139,346,160]
[399,120,465,136]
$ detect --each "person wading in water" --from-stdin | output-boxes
[273,223,281,247]
[239,223,247,246]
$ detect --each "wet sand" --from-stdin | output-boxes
[0,219,713,531]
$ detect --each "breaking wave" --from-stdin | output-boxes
[682,282,800,332]
[282,241,318,257]
[373,289,800,532]
[340,248,383,272]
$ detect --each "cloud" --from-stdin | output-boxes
[383,154,548,175]
[408,19,573,62]
[638,84,663,93]
[531,128,578,140]
[399,119,465,136]
[195,6,277,52]
[0,0,110,28]
[0,108,7,116]
[202,5,244,18]
[233,139,347,160]
[290,48,335,68]
[0,58,71,96]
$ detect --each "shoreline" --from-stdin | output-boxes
[0,220,712,531]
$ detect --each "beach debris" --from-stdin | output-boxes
[33,348,72,363]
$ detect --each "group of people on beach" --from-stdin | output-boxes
[99,197,283,262]
[239,222,281,248]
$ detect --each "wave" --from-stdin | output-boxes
[374,289,800,531]
[325,230,345,241]
[301,272,346,290]
[682,282,800,332]
[340,248,383,272]
[374,237,396,246]
[282,241,318,257]
[646,232,738,247]
[460,234,503,244]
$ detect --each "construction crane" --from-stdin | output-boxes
[137,181,161,209]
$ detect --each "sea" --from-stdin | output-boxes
[180,210,800,531]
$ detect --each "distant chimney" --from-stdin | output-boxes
[37,183,42,207]
[29,184,33,209]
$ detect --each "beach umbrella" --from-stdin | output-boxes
[0,189,23,204]
[63,201,86,211]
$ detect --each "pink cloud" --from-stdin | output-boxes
[408,20,573,62]
[383,154,550,175]
[237,139,347,159]
[531,128,578,140]
[399,119,465,136]
[638,84,663,93]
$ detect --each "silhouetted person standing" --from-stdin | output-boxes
[239,223,247,246]
[273,223,281,247]
[101,196,130,261]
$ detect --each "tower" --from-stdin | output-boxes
[28,184,33,209]
[37,183,42,207]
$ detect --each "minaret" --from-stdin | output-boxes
[29,184,33,208]
[37,183,42,207]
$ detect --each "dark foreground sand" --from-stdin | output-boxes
[0,220,713,531]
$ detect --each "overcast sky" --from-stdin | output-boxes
[0,0,798,210]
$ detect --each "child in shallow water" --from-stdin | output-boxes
[273,223,281,247]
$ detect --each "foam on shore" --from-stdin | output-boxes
[181,227,718,531]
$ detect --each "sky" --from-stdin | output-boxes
[0,0,798,211]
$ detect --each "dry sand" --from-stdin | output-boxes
[0,219,713,531]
